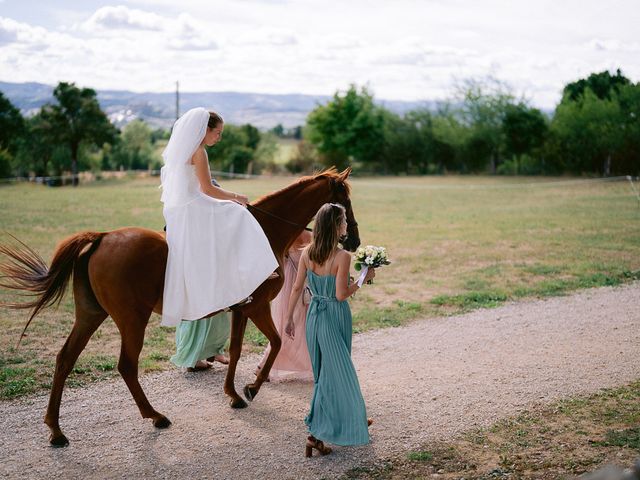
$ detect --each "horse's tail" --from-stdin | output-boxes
[0,232,106,344]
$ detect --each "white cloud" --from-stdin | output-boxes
[587,38,640,53]
[82,6,165,31]
[233,28,298,47]
[165,13,218,50]
[0,17,19,45]
[0,17,48,48]
[1,1,639,108]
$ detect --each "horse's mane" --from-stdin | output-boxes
[252,167,350,206]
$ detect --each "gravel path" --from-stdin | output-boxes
[2,283,639,479]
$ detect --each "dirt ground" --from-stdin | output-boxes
[1,283,638,480]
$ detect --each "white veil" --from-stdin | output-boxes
[160,107,210,207]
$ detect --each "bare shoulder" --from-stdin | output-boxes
[299,246,310,265]
[336,249,351,266]
[299,230,312,244]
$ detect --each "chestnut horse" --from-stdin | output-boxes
[0,167,360,447]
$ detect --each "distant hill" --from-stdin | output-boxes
[0,81,434,130]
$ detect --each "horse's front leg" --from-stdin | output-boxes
[243,305,281,402]
[224,310,249,408]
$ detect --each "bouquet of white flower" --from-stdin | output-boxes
[354,245,391,285]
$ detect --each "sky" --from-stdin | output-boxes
[1,0,639,109]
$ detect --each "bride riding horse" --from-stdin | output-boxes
[0,167,360,447]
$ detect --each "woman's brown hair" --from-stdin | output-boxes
[307,203,346,266]
[208,111,224,129]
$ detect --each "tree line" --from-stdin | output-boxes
[0,82,282,182]
[299,69,639,176]
[1,69,638,182]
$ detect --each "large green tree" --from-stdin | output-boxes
[207,124,255,174]
[109,119,159,170]
[501,103,549,173]
[616,83,640,175]
[382,109,436,174]
[457,78,515,173]
[551,69,639,175]
[40,82,116,185]
[0,92,24,155]
[563,69,630,102]
[306,85,386,170]
[0,92,25,176]
[551,89,623,174]
[14,112,64,176]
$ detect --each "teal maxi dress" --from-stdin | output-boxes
[304,271,370,446]
[170,312,230,368]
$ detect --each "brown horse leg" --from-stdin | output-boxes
[243,307,281,402]
[114,313,170,428]
[44,309,107,447]
[224,310,249,409]
[45,254,109,447]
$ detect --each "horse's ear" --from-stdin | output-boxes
[339,167,352,180]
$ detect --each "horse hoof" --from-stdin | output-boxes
[230,397,248,409]
[153,416,172,429]
[49,433,69,448]
[243,385,258,402]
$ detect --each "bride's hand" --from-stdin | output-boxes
[232,192,249,206]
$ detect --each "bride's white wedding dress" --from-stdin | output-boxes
[160,108,278,326]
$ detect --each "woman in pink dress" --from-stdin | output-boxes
[257,230,313,381]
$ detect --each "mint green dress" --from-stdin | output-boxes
[304,270,370,446]
[170,312,230,368]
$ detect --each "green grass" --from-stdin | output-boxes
[0,366,38,398]
[406,451,433,462]
[598,427,640,450]
[431,290,508,310]
[1,175,639,399]
[346,380,640,479]
[352,300,422,332]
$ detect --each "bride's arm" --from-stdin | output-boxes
[192,148,248,205]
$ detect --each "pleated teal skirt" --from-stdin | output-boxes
[304,271,369,446]
[170,312,230,368]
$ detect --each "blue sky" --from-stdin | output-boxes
[1,0,639,109]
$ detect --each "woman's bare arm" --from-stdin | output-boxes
[285,251,310,338]
[192,148,248,205]
[335,251,374,301]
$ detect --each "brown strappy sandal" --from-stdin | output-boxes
[305,435,332,457]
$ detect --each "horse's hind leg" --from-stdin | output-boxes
[45,258,108,447]
[113,310,170,429]
[224,310,249,409]
[45,310,107,447]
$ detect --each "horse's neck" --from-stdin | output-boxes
[255,183,326,257]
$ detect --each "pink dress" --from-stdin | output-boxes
[258,247,313,381]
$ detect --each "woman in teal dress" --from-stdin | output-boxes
[171,312,230,371]
[285,203,376,457]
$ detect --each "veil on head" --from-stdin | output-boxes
[162,107,210,167]
[160,107,210,206]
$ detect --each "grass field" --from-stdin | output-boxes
[273,138,298,165]
[347,380,640,479]
[0,174,639,399]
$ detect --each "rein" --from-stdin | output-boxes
[247,203,311,230]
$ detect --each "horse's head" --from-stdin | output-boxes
[323,167,360,252]
[251,167,360,252]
